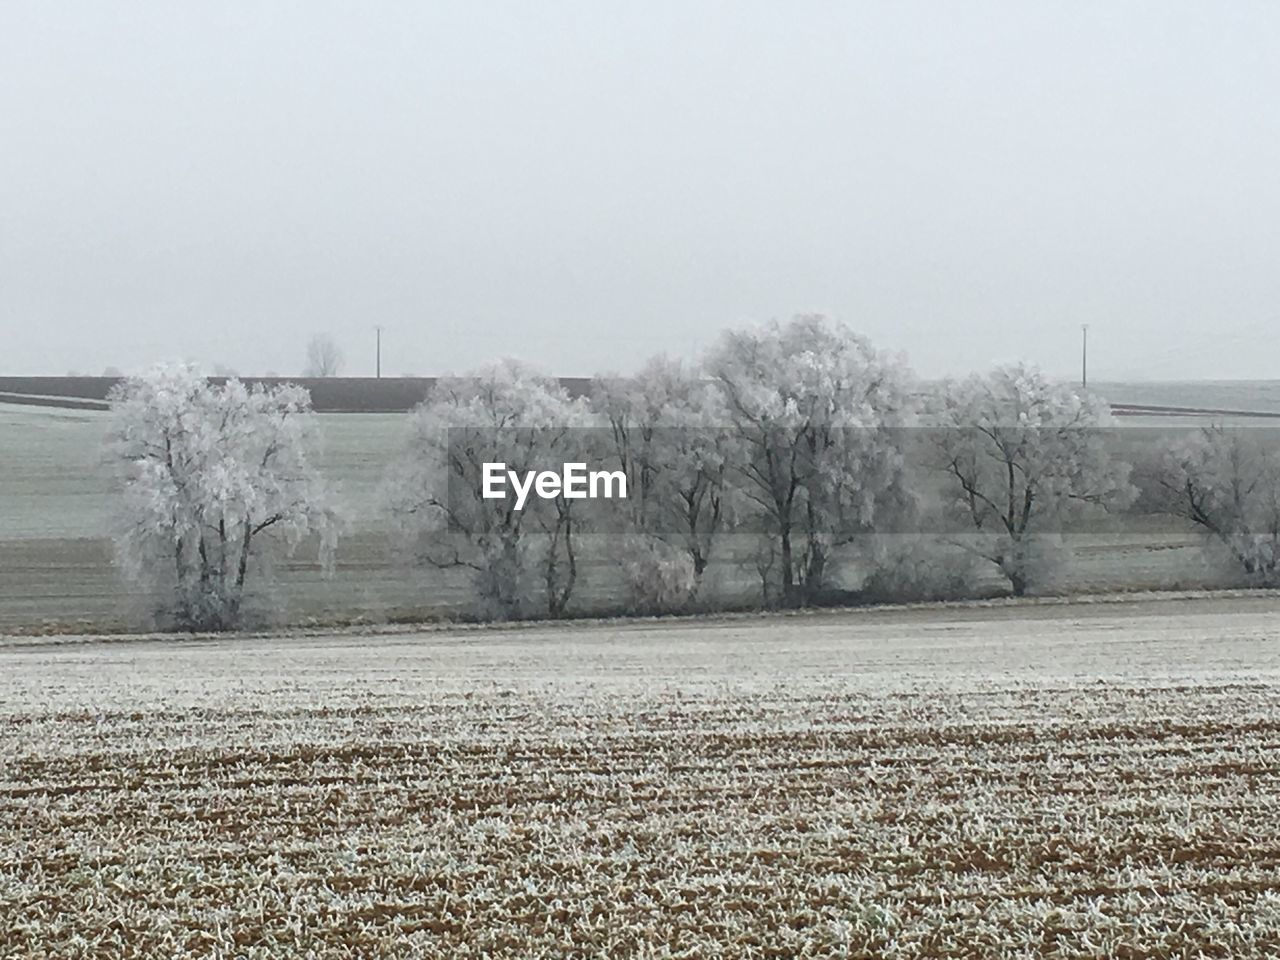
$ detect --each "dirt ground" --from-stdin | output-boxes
[4,596,1280,957]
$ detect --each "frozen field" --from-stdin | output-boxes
[1096,380,1280,415]
[0,405,437,630]
[4,596,1280,957]
[0,401,1236,632]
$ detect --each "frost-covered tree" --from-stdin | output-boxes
[107,364,337,631]
[1152,425,1280,584]
[388,360,594,620]
[934,365,1132,596]
[592,356,731,605]
[706,315,916,607]
[304,334,344,378]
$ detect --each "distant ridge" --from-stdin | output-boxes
[5,376,1280,418]
[0,376,595,413]
[1110,402,1280,419]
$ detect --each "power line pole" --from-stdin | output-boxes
[1081,323,1089,390]
[375,326,382,379]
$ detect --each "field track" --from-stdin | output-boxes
[4,596,1280,957]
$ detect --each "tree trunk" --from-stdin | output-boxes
[560,513,576,614]
[226,524,252,626]
[545,509,576,618]
[780,528,798,608]
[498,535,521,620]
[802,542,827,606]
[692,551,708,581]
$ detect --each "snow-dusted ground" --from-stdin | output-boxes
[4,596,1280,956]
[0,401,1241,632]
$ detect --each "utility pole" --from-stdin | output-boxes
[1081,323,1089,390]
[375,326,382,379]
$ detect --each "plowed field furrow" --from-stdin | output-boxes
[5,600,1280,957]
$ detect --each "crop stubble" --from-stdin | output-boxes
[3,599,1280,957]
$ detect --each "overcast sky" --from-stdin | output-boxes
[3,1,1279,380]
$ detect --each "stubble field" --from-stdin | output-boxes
[4,596,1280,957]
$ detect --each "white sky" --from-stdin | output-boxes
[3,1,1279,379]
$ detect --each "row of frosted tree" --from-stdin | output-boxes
[107,315,1280,631]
